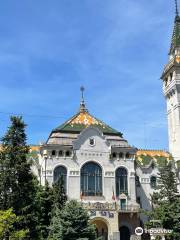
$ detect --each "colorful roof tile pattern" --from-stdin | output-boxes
[170,15,180,54]
[52,111,122,136]
[136,149,171,167]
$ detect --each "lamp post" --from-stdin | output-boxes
[43,149,48,184]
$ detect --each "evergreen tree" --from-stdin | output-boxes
[49,200,97,240]
[35,181,54,239]
[52,176,67,211]
[0,116,39,239]
[147,160,180,239]
[154,161,179,204]
[48,205,62,240]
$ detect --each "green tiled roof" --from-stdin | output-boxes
[170,15,180,54]
[52,111,122,136]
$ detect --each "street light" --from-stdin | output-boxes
[43,149,48,184]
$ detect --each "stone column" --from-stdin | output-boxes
[112,231,120,240]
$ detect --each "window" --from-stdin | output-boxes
[135,175,140,187]
[89,138,95,146]
[81,162,102,196]
[120,199,126,210]
[165,78,168,86]
[53,166,67,191]
[52,150,56,156]
[150,176,157,189]
[116,167,128,196]
[137,197,142,208]
[112,152,117,158]
[59,150,63,157]
[65,150,71,157]
[119,152,124,158]
[125,152,130,159]
[170,72,173,81]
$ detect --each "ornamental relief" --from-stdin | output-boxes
[105,171,114,177]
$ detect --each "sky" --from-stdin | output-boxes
[0,0,176,150]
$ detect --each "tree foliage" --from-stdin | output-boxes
[52,176,67,211]
[0,116,39,239]
[146,160,180,239]
[35,181,54,239]
[0,208,28,240]
[49,200,97,240]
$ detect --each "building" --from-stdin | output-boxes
[30,4,180,240]
[161,4,180,165]
[35,89,171,240]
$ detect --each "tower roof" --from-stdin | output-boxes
[52,111,122,136]
[170,1,180,54]
[51,87,122,137]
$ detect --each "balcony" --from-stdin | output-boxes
[117,204,139,213]
[82,201,139,213]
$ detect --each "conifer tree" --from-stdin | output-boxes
[49,200,97,240]
[147,160,180,239]
[0,116,39,239]
[52,175,67,211]
[35,181,54,239]
[154,161,179,204]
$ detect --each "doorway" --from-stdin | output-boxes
[119,226,130,240]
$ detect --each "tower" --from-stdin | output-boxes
[161,0,180,162]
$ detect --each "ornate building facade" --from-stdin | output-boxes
[31,5,180,240]
[34,91,170,240]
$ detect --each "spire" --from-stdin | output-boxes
[175,0,179,17]
[169,0,180,55]
[79,86,88,113]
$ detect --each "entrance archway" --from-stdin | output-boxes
[91,219,108,240]
[120,226,130,240]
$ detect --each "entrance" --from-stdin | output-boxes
[120,226,130,240]
[92,219,108,240]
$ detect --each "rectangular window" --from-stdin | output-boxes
[120,199,126,210]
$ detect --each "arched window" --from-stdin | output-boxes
[65,150,71,157]
[81,162,102,196]
[52,150,56,156]
[150,176,157,189]
[59,150,63,157]
[119,152,124,158]
[116,167,128,196]
[54,166,67,191]
[135,175,140,187]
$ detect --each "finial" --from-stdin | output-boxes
[79,86,87,113]
[175,0,179,16]
[80,86,85,102]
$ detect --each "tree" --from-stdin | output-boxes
[154,161,179,204]
[146,160,180,239]
[0,116,39,239]
[35,181,54,239]
[49,200,97,240]
[0,208,28,240]
[52,176,67,211]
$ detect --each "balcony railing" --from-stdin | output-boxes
[117,204,139,212]
[82,202,139,212]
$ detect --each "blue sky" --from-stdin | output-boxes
[0,0,176,149]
